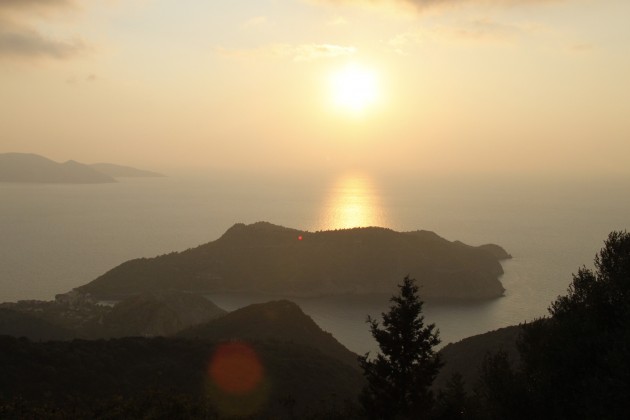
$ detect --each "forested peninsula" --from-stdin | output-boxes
[76,222,510,301]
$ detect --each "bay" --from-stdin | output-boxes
[1,172,629,353]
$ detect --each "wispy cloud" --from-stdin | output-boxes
[568,42,595,53]
[311,0,562,13]
[0,0,85,60]
[216,43,357,62]
[0,0,76,16]
[241,16,271,30]
[326,15,349,26]
[439,18,522,41]
[66,72,97,85]
[388,18,539,54]
[0,19,85,59]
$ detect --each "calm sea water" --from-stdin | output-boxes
[1,172,629,353]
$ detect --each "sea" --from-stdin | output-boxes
[1,171,629,354]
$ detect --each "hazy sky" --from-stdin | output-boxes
[1,0,629,176]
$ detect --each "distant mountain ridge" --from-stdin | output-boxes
[0,153,116,183]
[77,221,510,300]
[0,153,163,183]
[89,162,164,178]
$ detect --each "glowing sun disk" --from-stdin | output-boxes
[330,64,378,112]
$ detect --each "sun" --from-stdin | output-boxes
[330,63,379,113]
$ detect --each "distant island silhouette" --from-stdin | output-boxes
[75,222,511,301]
[89,162,165,178]
[0,153,164,183]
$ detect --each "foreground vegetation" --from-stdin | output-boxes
[358,231,630,419]
[1,231,628,418]
[0,336,363,419]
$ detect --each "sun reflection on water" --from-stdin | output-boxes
[320,174,387,230]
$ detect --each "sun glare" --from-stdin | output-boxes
[321,174,387,229]
[330,63,379,113]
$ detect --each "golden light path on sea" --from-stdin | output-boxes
[320,174,388,230]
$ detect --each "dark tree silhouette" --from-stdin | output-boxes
[476,351,529,420]
[479,231,630,419]
[359,276,442,419]
[519,230,630,419]
[433,373,479,420]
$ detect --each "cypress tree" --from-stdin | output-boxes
[359,276,442,419]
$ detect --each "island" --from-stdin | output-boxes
[0,152,163,183]
[0,153,116,183]
[76,221,510,301]
[89,162,165,178]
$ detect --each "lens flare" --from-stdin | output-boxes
[209,341,263,395]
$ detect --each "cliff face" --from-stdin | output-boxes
[78,222,510,300]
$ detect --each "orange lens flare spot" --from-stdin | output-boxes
[209,342,263,395]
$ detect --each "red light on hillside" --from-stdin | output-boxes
[298,235,303,241]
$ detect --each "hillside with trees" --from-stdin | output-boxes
[430,230,630,419]
[1,291,226,340]
[77,222,510,301]
[2,231,628,418]
[179,300,359,369]
[478,230,630,419]
[0,336,364,418]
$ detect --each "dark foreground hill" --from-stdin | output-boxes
[0,308,75,341]
[77,222,510,300]
[0,297,358,373]
[0,335,364,418]
[0,153,116,183]
[179,300,359,369]
[0,299,365,416]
